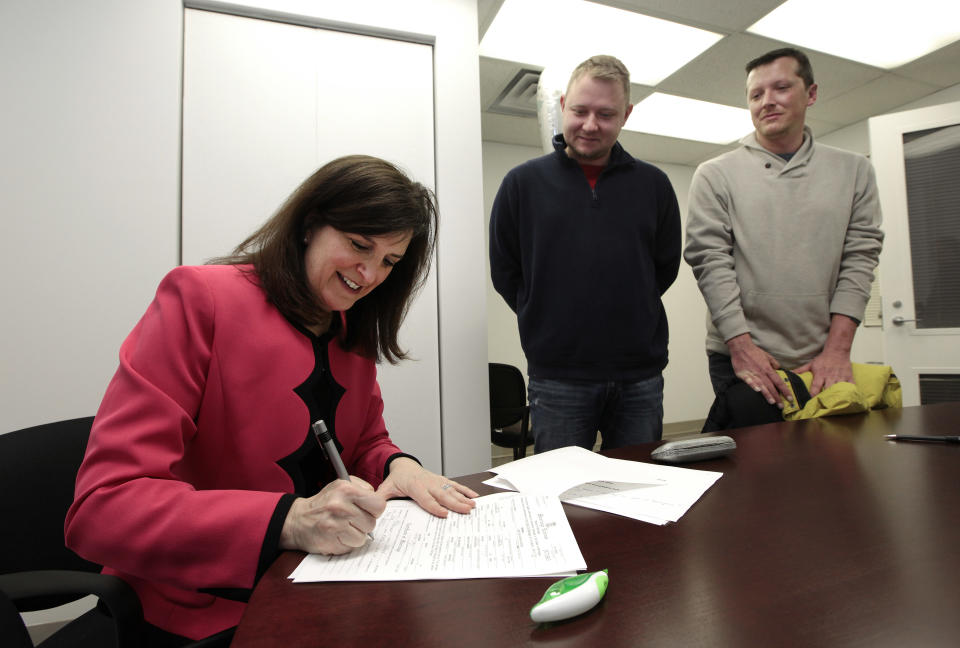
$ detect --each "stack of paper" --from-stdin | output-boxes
[484,446,722,525]
[289,492,585,583]
[289,448,721,583]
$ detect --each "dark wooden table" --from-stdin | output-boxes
[231,403,960,647]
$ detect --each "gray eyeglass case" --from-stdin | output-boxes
[650,435,736,463]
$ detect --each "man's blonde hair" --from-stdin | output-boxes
[567,55,631,104]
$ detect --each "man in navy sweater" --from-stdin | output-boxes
[489,55,681,453]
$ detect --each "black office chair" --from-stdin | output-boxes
[0,416,146,647]
[488,363,531,460]
[0,417,234,648]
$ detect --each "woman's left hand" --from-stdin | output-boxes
[376,457,478,517]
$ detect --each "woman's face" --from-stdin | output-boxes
[304,225,412,312]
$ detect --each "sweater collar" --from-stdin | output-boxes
[741,125,815,169]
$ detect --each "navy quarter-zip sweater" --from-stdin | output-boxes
[489,135,681,381]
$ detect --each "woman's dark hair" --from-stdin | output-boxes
[213,155,438,364]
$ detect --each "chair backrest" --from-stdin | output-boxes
[488,363,527,429]
[0,417,100,608]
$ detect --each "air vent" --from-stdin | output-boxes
[489,68,540,117]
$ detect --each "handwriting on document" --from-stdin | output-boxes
[289,492,586,582]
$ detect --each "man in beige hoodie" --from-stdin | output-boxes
[684,47,883,407]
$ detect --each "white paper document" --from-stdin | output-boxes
[289,492,586,583]
[484,446,722,525]
[486,445,670,495]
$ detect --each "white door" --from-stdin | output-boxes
[182,9,442,470]
[869,101,960,406]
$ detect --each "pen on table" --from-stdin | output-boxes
[312,419,375,541]
[884,434,960,444]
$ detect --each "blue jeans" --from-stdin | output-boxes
[528,375,664,453]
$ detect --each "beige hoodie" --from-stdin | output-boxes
[684,127,884,368]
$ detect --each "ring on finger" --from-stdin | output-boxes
[441,483,453,491]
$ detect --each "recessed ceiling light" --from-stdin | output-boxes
[480,0,722,86]
[748,0,960,69]
[625,93,752,144]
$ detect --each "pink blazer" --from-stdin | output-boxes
[65,265,403,639]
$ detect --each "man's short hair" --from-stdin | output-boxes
[567,55,631,104]
[746,47,815,88]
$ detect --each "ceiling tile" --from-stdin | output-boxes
[894,39,960,88]
[628,84,656,105]
[476,0,960,163]
[619,131,735,166]
[804,53,886,104]
[805,114,843,138]
[481,112,542,149]
[659,33,885,108]
[593,0,787,32]
[815,74,943,125]
[477,0,504,39]
[658,33,780,106]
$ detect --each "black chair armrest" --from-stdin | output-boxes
[0,570,143,646]
[0,587,33,648]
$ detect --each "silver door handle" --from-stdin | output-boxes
[892,316,916,326]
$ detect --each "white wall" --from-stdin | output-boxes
[1,0,182,432]
[483,143,533,375]
[1,0,183,633]
[657,162,715,423]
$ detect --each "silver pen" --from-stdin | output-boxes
[312,419,350,480]
[311,419,374,541]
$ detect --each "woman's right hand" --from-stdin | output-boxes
[279,477,386,555]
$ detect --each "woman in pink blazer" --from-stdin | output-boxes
[65,156,476,645]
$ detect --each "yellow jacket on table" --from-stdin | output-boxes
[780,363,901,420]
